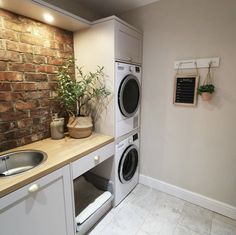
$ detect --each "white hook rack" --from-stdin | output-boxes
[174,57,220,69]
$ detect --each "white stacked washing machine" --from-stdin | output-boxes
[113,62,141,206]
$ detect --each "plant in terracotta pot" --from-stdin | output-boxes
[198,84,215,101]
[57,58,111,138]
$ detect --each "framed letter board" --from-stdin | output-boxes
[173,75,199,106]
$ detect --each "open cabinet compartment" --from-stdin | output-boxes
[73,171,114,235]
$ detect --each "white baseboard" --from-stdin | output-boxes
[139,174,236,220]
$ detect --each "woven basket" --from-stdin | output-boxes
[67,116,93,138]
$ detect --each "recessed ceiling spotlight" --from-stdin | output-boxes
[43,13,54,23]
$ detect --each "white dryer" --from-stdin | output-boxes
[113,131,139,206]
[115,62,141,138]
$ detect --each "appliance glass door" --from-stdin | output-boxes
[118,75,140,117]
[119,145,138,184]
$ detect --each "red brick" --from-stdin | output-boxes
[20,34,44,46]
[22,53,33,63]
[0,82,11,91]
[0,140,18,152]
[30,107,49,117]
[46,41,64,50]
[39,98,50,107]
[33,117,41,125]
[49,82,58,91]
[18,43,33,53]
[33,55,46,64]
[11,92,26,100]
[0,102,13,112]
[0,92,11,101]
[34,46,56,57]
[15,100,38,110]
[54,32,73,44]
[17,118,33,128]
[57,51,72,59]
[25,73,47,81]
[47,57,64,66]
[37,65,57,74]
[37,82,50,90]
[48,74,58,81]
[49,91,58,98]
[6,40,18,51]
[0,40,5,50]
[0,61,7,71]
[11,82,36,91]
[0,111,29,121]
[0,121,16,132]
[9,63,35,72]
[6,41,33,53]
[0,92,25,101]
[64,43,73,52]
[0,50,22,62]
[0,72,23,81]
[4,20,22,32]
[25,90,50,99]
[0,29,18,41]
[8,129,31,138]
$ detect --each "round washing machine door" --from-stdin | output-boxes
[118,145,139,184]
[118,74,141,118]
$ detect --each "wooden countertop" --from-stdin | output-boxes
[0,133,114,198]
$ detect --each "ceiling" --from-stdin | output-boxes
[43,0,160,20]
[75,0,160,18]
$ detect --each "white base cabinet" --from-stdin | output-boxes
[0,165,75,235]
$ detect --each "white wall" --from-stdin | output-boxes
[120,0,236,207]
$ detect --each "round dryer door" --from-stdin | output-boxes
[118,75,140,118]
[118,145,139,184]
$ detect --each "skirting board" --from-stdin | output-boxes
[139,174,236,220]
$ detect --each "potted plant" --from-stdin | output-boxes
[198,62,215,101]
[57,58,110,138]
[198,84,215,101]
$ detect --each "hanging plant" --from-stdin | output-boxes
[198,62,215,101]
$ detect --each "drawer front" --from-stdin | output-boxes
[72,142,114,179]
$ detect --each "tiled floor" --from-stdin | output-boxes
[89,184,236,235]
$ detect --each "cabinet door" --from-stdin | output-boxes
[115,22,142,64]
[0,165,75,235]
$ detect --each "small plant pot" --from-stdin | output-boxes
[67,116,93,138]
[201,92,213,101]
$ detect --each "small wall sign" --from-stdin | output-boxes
[173,75,199,106]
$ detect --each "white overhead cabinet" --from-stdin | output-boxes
[115,22,142,64]
[0,166,75,235]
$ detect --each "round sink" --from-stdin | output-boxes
[0,150,47,177]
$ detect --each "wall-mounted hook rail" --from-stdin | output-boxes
[174,57,220,69]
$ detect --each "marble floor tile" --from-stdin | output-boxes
[211,213,236,235]
[149,192,185,223]
[137,213,178,235]
[179,203,213,235]
[174,225,203,235]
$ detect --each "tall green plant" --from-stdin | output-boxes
[57,59,110,117]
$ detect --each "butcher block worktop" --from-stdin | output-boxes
[0,133,114,198]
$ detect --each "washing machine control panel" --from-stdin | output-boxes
[133,133,138,141]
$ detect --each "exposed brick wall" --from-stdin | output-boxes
[0,9,74,152]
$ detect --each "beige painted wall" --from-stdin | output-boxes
[120,0,236,207]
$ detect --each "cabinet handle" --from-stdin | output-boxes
[28,184,40,193]
[94,155,100,162]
